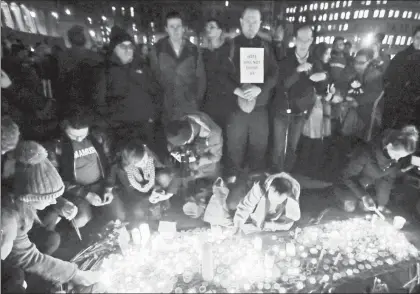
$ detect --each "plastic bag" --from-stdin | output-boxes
[203,178,233,227]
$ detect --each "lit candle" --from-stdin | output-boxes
[202,243,214,282]
[286,243,296,257]
[253,237,263,251]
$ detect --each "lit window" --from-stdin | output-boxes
[346,11,350,19]
[364,10,369,18]
[341,12,345,19]
[401,36,406,45]
[320,36,324,43]
[316,36,319,43]
[319,15,323,21]
[339,24,342,31]
[332,3,335,9]
[387,35,393,45]
[334,13,339,20]
[310,4,313,10]
[121,7,125,15]
[313,15,316,21]
[343,23,348,31]
[388,10,393,18]
[328,24,332,30]
[336,1,340,8]
[382,35,388,44]
[383,0,387,3]
[329,13,333,20]
[379,9,385,18]
[373,10,379,18]
[366,0,371,4]
[344,1,347,7]
[395,35,401,45]
[407,11,412,18]
[325,2,328,9]
[314,3,318,10]
[354,10,359,19]
[362,1,366,4]
[407,37,412,45]
[415,13,418,19]
[323,14,327,21]
[376,0,380,4]
[286,8,289,13]
[317,25,321,32]
[325,36,330,44]
[348,0,352,6]
[130,7,134,17]
[402,11,407,18]
[300,6,303,12]
[321,2,324,10]
[394,10,399,18]
[304,5,308,11]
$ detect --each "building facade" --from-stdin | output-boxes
[285,0,420,55]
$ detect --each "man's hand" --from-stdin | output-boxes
[328,83,336,94]
[362,195,376,211]
[234,87,245,98]
[243,85,261,100]
[331,94,343,104]
[297,62,312,73]
[61,201,78,220]
[71,269,101,286]
[86,192,103,206]
[102,192,114,205]
[1,70,12,89]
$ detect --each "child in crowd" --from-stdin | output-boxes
[226,173,301,234]
[1,141,101,292]
[335,125,419,213]
[108,140,180,226]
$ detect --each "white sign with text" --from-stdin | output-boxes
[240,48,264,84]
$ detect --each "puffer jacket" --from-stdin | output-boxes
[338,130,402,206]
[233,173,301,232]
[1,204,77,284]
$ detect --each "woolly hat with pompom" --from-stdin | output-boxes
[13,141,64,202]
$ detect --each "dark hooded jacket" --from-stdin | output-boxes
[91,26,161,124]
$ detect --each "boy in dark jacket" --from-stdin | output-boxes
[43,107,125,230]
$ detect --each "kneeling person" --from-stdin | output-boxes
[166,111,223,181]
[43,107,124,230]
[227,173,301,233]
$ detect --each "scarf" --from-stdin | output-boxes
[124,156,155,193]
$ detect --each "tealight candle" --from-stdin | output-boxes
[253,237,263,251]
[286,243,296,257]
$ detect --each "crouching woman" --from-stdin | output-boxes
[335,125,418,213]
[1,141,101,292]
[226,173,301,233]
[107,140,181,226]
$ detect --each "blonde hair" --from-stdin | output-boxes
[384,125,419,154]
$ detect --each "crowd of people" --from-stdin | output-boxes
[1,5,420,293]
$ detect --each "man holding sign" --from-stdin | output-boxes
[224,6,278,181]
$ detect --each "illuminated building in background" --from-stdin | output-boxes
[285,0,420,54]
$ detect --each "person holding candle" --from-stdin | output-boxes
[107,140,180,224]
[226,173,301,233]
[1,141,102,292]
[335,125,419,213]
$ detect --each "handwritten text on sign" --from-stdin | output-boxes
[240,48,264,84]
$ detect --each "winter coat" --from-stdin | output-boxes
[45,127,112,200]
[338,130,402,206]
[150,37,206,122]
[222,34,279,110]
[182,111,223,177]
[233,173,301,232]
[1,204,77,284]
[92,53,161,124]
[201,42,237,127]
[273,47,316,115]
[329,50,347,83]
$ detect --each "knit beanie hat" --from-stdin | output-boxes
[166,120,193,147]
[13,141,64,202]
[109,26,134,52]
[67,25,86,47]
[1,116,20,154]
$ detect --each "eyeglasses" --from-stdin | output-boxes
[117,43,134,51]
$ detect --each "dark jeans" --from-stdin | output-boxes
[226,108,269,176]
[272,113,306,172]
[2,262,26,293]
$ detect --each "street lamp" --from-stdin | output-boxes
[225,1,229,7]
[102,16,107,21]
[51,11,59,19]
[65,8,71,15]
[30,11,36,17]
[87,17,92,24]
